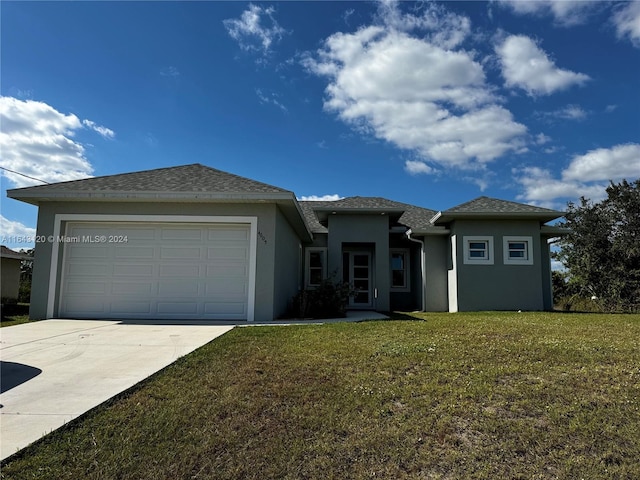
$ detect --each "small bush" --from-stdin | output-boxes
[289,279,354,319]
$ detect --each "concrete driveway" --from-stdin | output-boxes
[0,319,233,461]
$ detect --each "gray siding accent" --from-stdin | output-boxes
[451,220,545,311]
[424,235,449,312]
[273,207,302,319]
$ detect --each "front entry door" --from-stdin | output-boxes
[343,252,372,308]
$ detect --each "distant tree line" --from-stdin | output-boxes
[554,179,640,313]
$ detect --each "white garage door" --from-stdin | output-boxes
[59,222,251,320]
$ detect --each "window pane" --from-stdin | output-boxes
[392,270,405,287]
[354,291,369,304]
[353,254,368,266]
[510,242,526,250]
[309,251,324,268]
[469,242,486,250]
[354,279,369,290]
[309,269,322,285]
[469,250,486,258]
[391,253,404,270]
[354,267,368,279]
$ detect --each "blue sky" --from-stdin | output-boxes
[1,0,639,250]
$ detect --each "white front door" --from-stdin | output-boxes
[344,252,372,308]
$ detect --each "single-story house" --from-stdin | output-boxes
[7,164,566,322]
[1,246,30,302]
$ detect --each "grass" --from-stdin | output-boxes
[1,303,31,327]
[0,315,31,328]
[2,312,639,479]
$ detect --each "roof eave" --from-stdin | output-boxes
[431,211,564,225]
[6,190,296,206]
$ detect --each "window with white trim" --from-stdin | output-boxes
[503,236,534,265]
[305,248,327,287]
[390,249,410,291]
[463,236,494,265]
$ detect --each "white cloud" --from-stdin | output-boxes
[0,96,99,187]
[82,119,115,139]
[160,66,180,77]
[515,143,640,205]
[612,0,640,48]
[497,0,600,26]
[535,133,552,145]
[496,35,590,96]
[223,4,287,55]
[0,215,36,247]
[404,160,435,175]
[298,194,344,201]
[563,143,640,182]
[303,3,527,172]
[255,88,287,112]
[515,166,607,206]
[375,1,472,49]
[538,104,589,121]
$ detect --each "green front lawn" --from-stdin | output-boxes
[2,312,639,479]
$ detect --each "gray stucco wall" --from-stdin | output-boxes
[1,258,22,300]
[327,214,390,311]
[451,220,547,311]
[29,201,282,322]
[424,235,449,312]
[273,207,302,319]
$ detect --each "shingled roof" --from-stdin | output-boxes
[432,196,563,224]
[7,164,290,204]
[299,197,441,234]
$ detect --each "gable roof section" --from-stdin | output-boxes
[300,197,443,234]
[7,164,290,204]
[431,196,563,224]
[7,164,312,242]
[1,245,31,260]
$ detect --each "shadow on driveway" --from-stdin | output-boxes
[0,362,42,394]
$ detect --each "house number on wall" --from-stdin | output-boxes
[257,231,267,245]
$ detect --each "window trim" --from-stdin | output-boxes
[305,247,327,288]
[390,248,410,292]
[463,236,494,265]
[503,236,534,265]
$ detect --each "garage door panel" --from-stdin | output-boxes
[205,278,247,295]
[65,281,107,295]
[160,264,201,277]
[207,247,248,260]
[68,263,111,276]
[111,282,154,295]
[111,302,152,314]
[63,297,106,314]
[161,227,204,241]
[206,264,247,277]
[69,246,109,259]
[161,246,202,259]
[204,302,246,316]
[158,281,201,296]
[207,226,249,240]
[60,222,251,320]
[157,302,199,314]
[114,246,156,259]
[113,264,155,276]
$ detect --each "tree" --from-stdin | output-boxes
[555,179,640,312]
[19,248,34,303]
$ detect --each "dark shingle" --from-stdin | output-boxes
[445,196,561,214]
[299,197,439,232]
[8,164,290,195]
